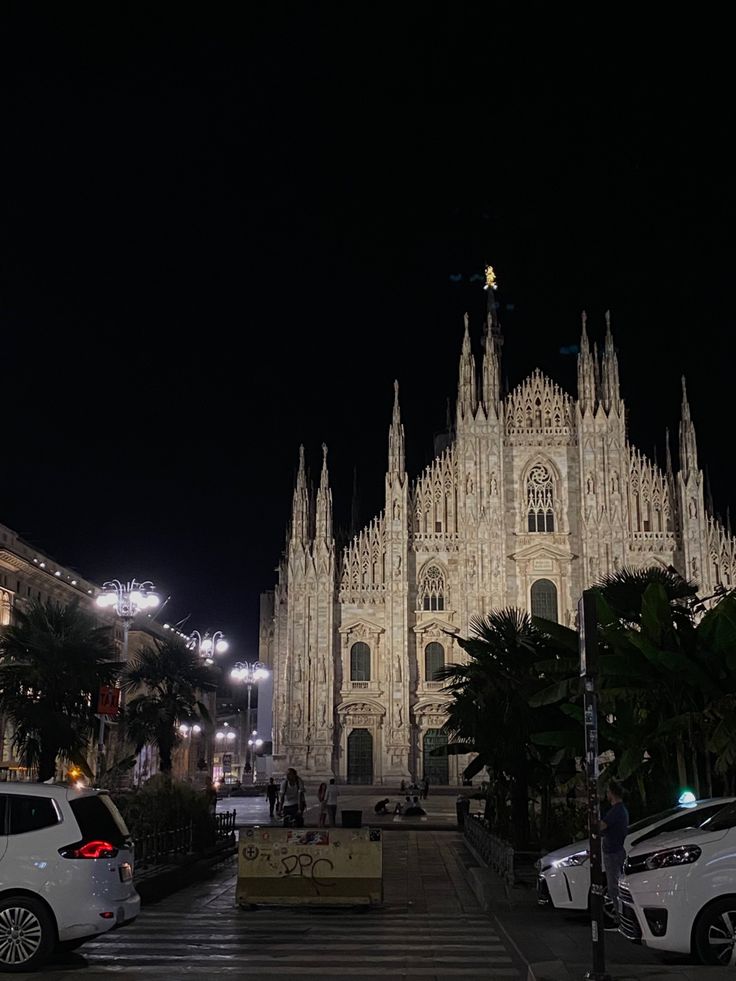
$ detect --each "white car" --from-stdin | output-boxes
[0,782,140,972]
[618,799,736,964]
[536,797,734,920]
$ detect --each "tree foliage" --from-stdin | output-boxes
[122,639,213,774]
[0,600,119,780]
[442,566,736,848]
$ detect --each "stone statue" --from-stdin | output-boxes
[319,658,326,684]
[294,703,302,726]
[397,705,403,727]
[394,554,402,576]
[320,702,327,726]
[395,654,402,681]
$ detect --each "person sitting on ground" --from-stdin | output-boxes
[374,798,391,815]
[404,795,426,817]
[393,800,403,815]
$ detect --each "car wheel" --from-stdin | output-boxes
[0,896,55,972]
[694,898,736,966]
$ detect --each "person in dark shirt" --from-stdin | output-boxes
[600,780,629,925]
[265,777,278,819]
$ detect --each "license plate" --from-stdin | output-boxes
[119,863,133,882]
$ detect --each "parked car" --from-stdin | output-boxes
[536,796,734,922]
[618,799,736,964]
[0,782,139,972]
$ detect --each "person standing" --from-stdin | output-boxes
[279,767,306,827]
[265,777,278,820]
[325,777,339,826]
[600,780,629,926]
[422,775,430,800]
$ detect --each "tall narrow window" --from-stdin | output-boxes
[419,565,446,611]
[527,464,555,532]
[531,579,558,622]
[425,642,445,681]
[350,642,371,681]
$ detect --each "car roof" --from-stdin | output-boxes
[0,783,104,800]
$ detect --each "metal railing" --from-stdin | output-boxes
[134,822,194,870]
[463,814,515,889]
[215,809,236,840]
[134,809,236,870]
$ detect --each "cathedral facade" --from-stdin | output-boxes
[260,286,735,785]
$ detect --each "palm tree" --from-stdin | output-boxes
[122,639,213,775]
[440,609,578,847]
[0,600,119,780]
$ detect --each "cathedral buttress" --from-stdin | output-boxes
[677,377,708,588]
[577,312,597,415]
[385,381,411,780]
[456,314,477,426]
[600,311,622,416]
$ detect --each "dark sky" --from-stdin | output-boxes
[2,9,734,653]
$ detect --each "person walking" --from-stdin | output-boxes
[600,780,629,927]
[265,777,278,820]
[422,775,430,800]
[317,782,328,827]
[325,777,339,826]
[279,767,307,827]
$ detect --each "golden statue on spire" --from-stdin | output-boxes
[484,264,497,290]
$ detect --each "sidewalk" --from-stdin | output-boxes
[218,787,470,831]
[459,858,734,981]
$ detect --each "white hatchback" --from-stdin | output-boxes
[0,782,140,972]
[536,797,734,920]
[618,800,736,965]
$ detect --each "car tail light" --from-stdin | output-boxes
[60,840,119,859]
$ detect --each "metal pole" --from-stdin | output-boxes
[579,589,610,981]
[246,683,252,780]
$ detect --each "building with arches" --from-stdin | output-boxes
[261,291,736,785]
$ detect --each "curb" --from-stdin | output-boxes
[135,840,237,905]
[526,961,735,981]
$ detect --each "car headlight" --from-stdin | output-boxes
[553,850,589,868]
[644,844,701,871]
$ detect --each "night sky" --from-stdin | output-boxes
[2,9,733,655]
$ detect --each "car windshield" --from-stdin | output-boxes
[699,802,736,833]
[628,806,684,833]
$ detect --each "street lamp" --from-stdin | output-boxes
[215,728,238,783]
[230,661,269,731]
[247,730,264,783]
[188,629,229,666]
[230,661,269,782]
[95,579,159,780]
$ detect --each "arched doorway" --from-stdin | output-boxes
[347,728,373,784]
[531,578,558,622]
[423,729,448,784]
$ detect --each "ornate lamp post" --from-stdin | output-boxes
[188,630,229,666]
[230,661,269,781]
[247,731,264,783]
[95,579,159,779]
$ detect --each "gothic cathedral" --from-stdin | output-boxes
[260,277,734,785]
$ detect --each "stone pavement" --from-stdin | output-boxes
[16,830,525,980]
[218,786,473,831]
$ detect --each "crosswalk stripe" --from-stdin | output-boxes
[69,964,520,981]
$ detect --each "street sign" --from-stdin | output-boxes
[97,686,120,717]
